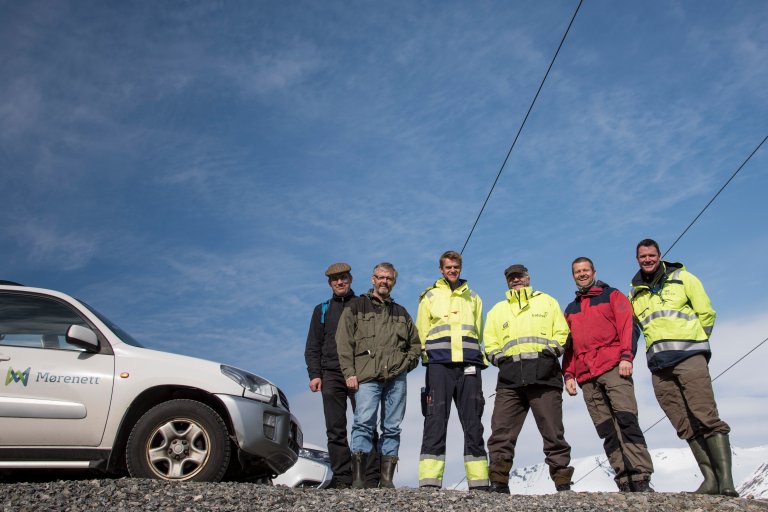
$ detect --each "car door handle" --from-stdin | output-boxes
[0,354,9,361]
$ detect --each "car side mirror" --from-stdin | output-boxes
[66,324,99,351]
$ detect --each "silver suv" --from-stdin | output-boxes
[0,281,302,481]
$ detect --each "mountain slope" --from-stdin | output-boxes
[502,444,768,496]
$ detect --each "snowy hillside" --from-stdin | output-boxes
[492,445,768,496]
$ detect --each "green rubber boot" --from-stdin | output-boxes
[688,437,719,494]
[705,434,739,497]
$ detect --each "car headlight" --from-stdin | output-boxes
[299,447,331,465]
[221,364,278,403]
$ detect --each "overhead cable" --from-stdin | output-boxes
[663,134,767,259]
[460,0,584,255]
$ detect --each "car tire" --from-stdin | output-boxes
[126,399,231,482]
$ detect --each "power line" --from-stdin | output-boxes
[663,134,768,259]
[459,0,584,255]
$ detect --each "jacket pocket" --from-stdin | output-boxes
[536,351,560,381]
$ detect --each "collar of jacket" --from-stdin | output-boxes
[331,289,356,302]
[365,289,393,306]
[631,261,685,289]
[435,278,468,294]
[505,286,537,311]
[576,280,609,298]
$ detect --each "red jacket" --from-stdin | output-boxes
[562,281,636,384]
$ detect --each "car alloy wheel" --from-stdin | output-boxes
[126,399,231,482]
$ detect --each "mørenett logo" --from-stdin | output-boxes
[5,367,31,386]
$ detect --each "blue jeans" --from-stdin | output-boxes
[351,373,407,456]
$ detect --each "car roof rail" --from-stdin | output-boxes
[0,280,24,286]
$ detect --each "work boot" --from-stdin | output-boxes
[616,480,632,492]
[688,437,718,494]
[632,478,654,492]
[489,482,510,494]
[351,452,368,489]
[379,455,398,488]
[705,434,739,497]
[551,466,575,493]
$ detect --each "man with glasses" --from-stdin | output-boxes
[336,262,421,489]
[304,262,362,488]
[484,264,574,493]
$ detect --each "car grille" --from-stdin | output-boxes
[289,421,301,454]
[278,388,290,411]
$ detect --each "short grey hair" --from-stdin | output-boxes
[372,262,398,280]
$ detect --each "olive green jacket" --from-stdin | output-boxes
[336,290,421,383]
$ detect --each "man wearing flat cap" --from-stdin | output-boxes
[484,264,574,493]
[305,263,378,488]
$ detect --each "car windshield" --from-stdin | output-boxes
[80,301,145,348]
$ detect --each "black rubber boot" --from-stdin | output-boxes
[351,452,368,489]
[489,482,510,494]
[379,455,398,488]
[488,459,512,494]
[688,437,718,494]
[705,434,739,497]
[632,478,654,492]
[616,480,632,492]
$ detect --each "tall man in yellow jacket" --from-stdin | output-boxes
[485,264,573,493]
[416,251,489,490]
[630,239,737,497]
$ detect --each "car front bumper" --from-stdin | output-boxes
[216,394,302,474]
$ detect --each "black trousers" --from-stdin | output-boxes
[321,369,379,485]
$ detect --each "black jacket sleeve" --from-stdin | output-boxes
[304,304,324,380]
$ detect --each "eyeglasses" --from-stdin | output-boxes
[373,275,394,282]
[329,274,350,282]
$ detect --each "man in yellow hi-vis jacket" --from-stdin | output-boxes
[630,238,736,497]
[416,251,489,491]
[485,264,573,493]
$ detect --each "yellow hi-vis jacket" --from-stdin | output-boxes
[416,278,486,367]
[629,261,715,372]
[484,287,569,389]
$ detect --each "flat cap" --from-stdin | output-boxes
[325,262,352,277]
[504,264,528,278]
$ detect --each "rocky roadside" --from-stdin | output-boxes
[1,479,766,511]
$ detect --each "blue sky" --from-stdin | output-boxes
[2,0,767,487]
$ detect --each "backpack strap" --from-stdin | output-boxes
[320,300,330,324]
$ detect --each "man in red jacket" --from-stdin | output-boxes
[563,257,654,492]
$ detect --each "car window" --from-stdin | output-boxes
[0,293,91,352]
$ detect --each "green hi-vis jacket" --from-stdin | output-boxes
[336,291,421,383]
[416,278,487,367]
[629,261,715,372]
[484,286,569,390]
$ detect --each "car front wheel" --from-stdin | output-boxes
[126,399,231,482]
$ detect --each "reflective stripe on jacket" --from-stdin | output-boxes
[483,287,569,389]
[629,261,715,372]
[416,278,486,367]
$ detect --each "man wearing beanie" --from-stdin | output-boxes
[484,264,573,493]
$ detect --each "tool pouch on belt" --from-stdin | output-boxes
[420,386,433,417]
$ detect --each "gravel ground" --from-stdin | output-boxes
[1,479,767,512]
